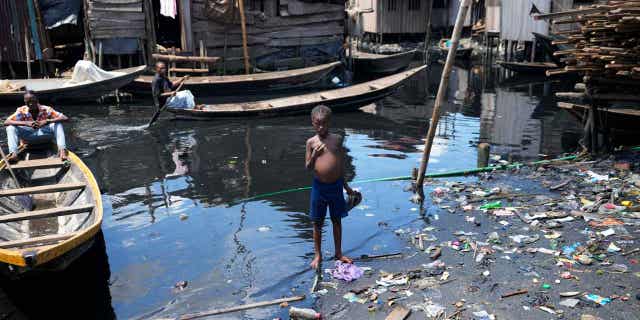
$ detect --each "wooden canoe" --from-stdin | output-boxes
[352,50,416,75]
[497,61,559,75]
[127,62,342,96]
[438,39,473,60]
[0,66,146,105]
[167,65,427,118]
[0,146,102,274]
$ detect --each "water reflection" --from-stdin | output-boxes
[0,232,114,319]
[0,62,582,319]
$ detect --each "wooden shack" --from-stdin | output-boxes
[82,0,344,72]
[355,0,431,38]
[0,0,51,79]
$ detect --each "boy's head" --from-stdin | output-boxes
[311,105,331,138]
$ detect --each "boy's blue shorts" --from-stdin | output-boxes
[310,177,347,222]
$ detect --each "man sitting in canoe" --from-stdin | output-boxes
[4,91,69,161]
[152,62,203,110]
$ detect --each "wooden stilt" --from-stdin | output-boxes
[530,39,536,62]
[238,0,250,74]
[415,0,472,200]
[24,28,32,79]
[423,0,434,65]
[98,41,103,68]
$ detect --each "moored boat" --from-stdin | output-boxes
[497,61,559,75]
[167,65,427,119]
[0,66,146,105]
[0,146,102,274]
[352,50,416,75]
[128,61,342,96]
[437,38,473,60]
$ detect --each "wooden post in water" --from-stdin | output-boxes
[238,0,250,74]
[423,0,434,65]
[24,27,32,79]
[477,143,490,168]
[415,0,472,200]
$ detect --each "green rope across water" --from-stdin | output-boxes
[231,146,640,205]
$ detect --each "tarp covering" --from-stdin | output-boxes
[63,60,124,87]
[205,0,238,24]
[501,0,550,41]
[38,0,82,29]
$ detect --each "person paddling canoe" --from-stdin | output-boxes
[151,62,204,111]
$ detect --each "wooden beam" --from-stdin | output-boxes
[238,0,251,74]
[0,182,85,197]
[152,54,220,63]
[0,232,77,249]
[179,295,305,320]
[169,67,209,73]
[0,205,94,223]
[10,158,64,170]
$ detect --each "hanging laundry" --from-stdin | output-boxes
[160,0,177,18]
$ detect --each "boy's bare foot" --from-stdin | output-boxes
[194,104,205,110]
[310,255,322,269]
[58,149,68,161]
[336,255,353,264]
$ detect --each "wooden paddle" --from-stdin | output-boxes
[0,147,33,211]
[147,76,187,128]
[0,147,21,188]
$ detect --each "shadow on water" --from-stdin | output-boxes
[0,62,585,319]
[0,232,115,319]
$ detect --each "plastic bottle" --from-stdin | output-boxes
[289,307,322,319]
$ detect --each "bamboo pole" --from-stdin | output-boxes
[415,0,472,200]
[237,0,250,74]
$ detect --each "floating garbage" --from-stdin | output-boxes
[584,294,612,306]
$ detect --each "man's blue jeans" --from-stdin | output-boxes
[6,123,67,154]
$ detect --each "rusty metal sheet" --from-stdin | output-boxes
[0,1,29,62]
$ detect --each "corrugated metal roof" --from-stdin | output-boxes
[0,1,29,62]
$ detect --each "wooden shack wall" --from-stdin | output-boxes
[191,0,344,71]
[361,0,429,34]
[86,0,146,40]
[0,1,30,62]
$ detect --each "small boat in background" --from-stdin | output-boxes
[168,65,427,118]
[0,65,146,105]
[0,146,102,275]
[352,50,416,75]
[128,62,342,96]
[497,61,559,75]
[437,38,473,60]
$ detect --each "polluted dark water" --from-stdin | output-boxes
[0,64,583,319]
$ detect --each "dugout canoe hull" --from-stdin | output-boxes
[0,66,146,105]
[352,50,416,75]
[128,62,342,96]
[167,65,427,119]
[0,147,102,275]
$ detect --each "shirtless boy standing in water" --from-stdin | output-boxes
[305,105,355,269]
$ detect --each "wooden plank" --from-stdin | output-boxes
[152,54,220,63]
[0,232,77,249]
[179,295,305,320]
[10,158,64,170]
[0,182,85,197]
[0,204,94,223]
[385,306,411,320]
[170,68,209,73]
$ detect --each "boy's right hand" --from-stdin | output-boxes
[311,143,325,158]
